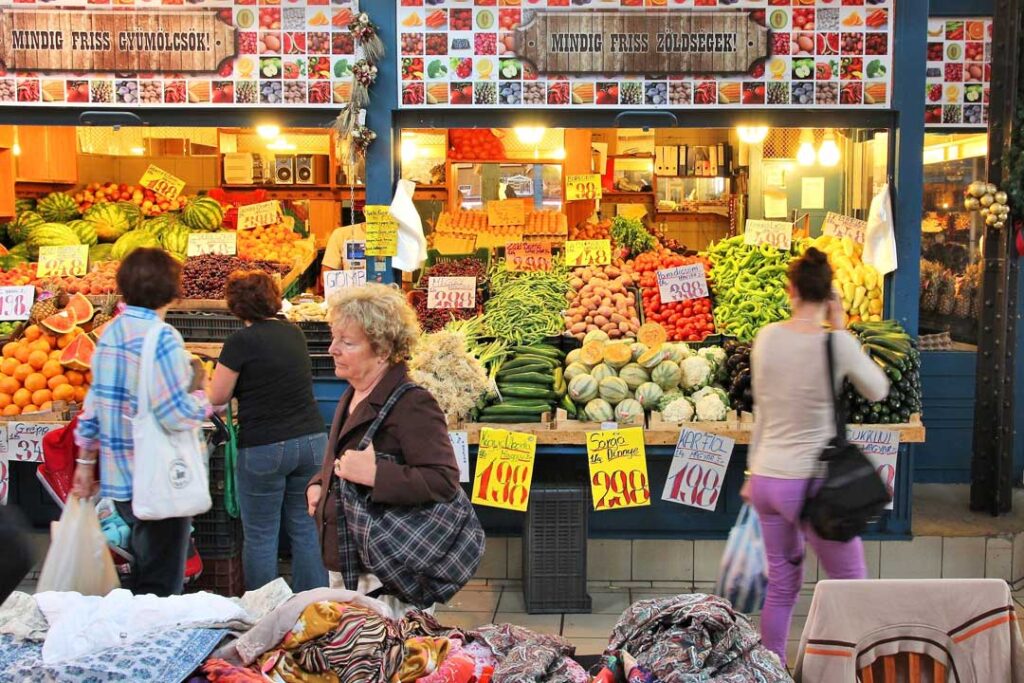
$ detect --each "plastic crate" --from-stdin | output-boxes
[310,354,337,378]
[194,504,243,559]
[522,480,592,614]
[190,554,245,597]
[297,321,333,353]
[165,312,244,343]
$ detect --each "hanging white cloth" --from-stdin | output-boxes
[863,183,898,275]
[391,179,428,272]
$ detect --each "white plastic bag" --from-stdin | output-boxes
[864,183,898,275]
[131,323,211,520]
[714,504,768,614]
[37,497,119,595]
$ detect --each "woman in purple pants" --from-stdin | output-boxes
[740,247,889,667]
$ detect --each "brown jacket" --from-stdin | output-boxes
[309,362,461,572]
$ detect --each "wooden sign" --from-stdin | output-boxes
[236,200,281,230]
[506,242,552,272]
[743,219,792,251]
[37,245,88,278]
[514,11,770,76]
[565,174,603,201]
[657,263,709,304]
[822,212,868,244]
[187,231,236,257]
[487,199,526,228]
[662,427,735,511]
[139,165,186,200]
[0,9,236,73]
[323,269,366,300]
[586,427,651,511]
[472,427,536,512]
[0,286,33,321]
[565,239,612,267]
[847,426,899,510]
[427,276,476,310]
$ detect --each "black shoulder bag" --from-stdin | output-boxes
[802,333,891,542]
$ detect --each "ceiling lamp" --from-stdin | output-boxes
[737,126,769,144]
[514,126,546,145]
[257,124,281,139]
[796,129,817,166]
[818,130,841,166]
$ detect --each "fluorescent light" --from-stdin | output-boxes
[737,126,769,144]
[257,124,281,139]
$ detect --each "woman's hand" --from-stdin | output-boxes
[334,444,378,487]
[71,461,98,499]
[307,484,322,517]
[739,477,752,503]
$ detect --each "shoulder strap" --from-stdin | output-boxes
[356,382,420,450]
[825,333,848,446]
[136,322,166,417]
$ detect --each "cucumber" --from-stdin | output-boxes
[860,334,912,354]
[493,371,555,386]
[509,344,564,359]
[481,403,552,416]
[477,414,543,423]
[502,355,559,371]
[865,344,908,371]
[497,385,559,401]
[497,362,551,378]
[560,394,577,418]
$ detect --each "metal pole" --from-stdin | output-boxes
[970,0,1022,514]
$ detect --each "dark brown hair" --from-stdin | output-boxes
[225,271,281,322]
[116,248,182,309]
[787,247,833,302]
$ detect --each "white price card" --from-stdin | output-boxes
[37,245,88,278]
[187,232,237,257]
[822,212,868,244]
[847,426,900,510]
[662,427,735,511]
[743,220,792,251]
[0,286,34,321]
[7,422,61,464]
[427,276,476,310]
[323,269,367,300]
[657,263,710,304]
[237,200,282,230]
[449,431,470,484]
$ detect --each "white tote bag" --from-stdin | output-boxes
[131,323,211,520]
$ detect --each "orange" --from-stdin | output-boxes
[38,401,52,412]
[74,386,87,403]
[30,389,51,406]
[21,405,38,414]
[30,339,52,353]
[24,373,47,392]
[12,388,31,407]
[49,350,62,361]
[14,344,30,363]
[52,384,74,402]
[23,324,41,341]
[1,342,17,358]
[13,364,32,383]
[0,376,18,395]
[0,393,11,409]
[0,357,18,376]
[41,360,62,379]
[65,370,85,386]
[47,374,68,390]
[2,404,20,416]
[27,350,48,370]
[57,334,74,349]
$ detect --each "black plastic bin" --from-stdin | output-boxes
[166,312,244,343]
[522,479,592,614]
[297,321,333,353]
[194,444,243,559]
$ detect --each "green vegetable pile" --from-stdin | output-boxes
[474,343,568,424]
[610,216,657,258]
[706,236,794,341]
[483,256,569,345]
[844,320,922,424]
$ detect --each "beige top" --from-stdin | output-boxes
[322,223,367,270]
[749,324,889,479]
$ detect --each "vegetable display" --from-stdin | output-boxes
[609,215,657,259]
[478,342,566,424]
[409,329,491,423]
[723,341,753,414]
[563,262,641,341]
[632,250,716,342]
[805,235,884,325]
[707,236,793,342]
[843,320,922,424]
[483,257,569,345]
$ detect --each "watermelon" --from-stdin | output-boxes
[159,223,190,256]
[8,211,44,244]
[67,219,98,246]
[563,362,591,383]
[568,374,598,403]
[618,363,650,391]
[598,376,630,404]
[614,399,645,426]
[88,243,115,262]
[584,398,614,422]
[7,243,29,261]
[635,382,664,410]
[116,201,144,231]
[27,223,80,258]
[111,230,161,261]
[651,360,682,390]
[181,196,224,232]
[590,364,616,383]
[14,198,35,214]
[84,203,131,242]
[37,192,80,223]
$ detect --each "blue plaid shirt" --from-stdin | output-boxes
[75,306,209,500]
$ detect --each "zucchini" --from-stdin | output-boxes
[560,394,577,418]
[509,344,564,359]
[865,344,909,371]
[497,385,559,401]
[497,362,551,378]
[493,371,555,386]
[861,334,912,354]
[477,414,543,423]
[502,355,559,371]
[481,403,552,416]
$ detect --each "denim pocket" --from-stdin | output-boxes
[240,441,286,476]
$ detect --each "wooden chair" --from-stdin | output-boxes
[859,652,947,683]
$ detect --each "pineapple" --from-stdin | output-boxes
[954,275,973,318]
[920,261,941,313]
[91,293,117,329]
[29,291,60,322]
[937,269,957,316]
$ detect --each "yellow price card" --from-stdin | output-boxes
[37,245,88,278]
[139,164,186,200]
[566,174,603,201]
[487,199,526,227]
[565,239,612,267]
[364,205,398,257]
[586,427,651,511]
[472,427,536,512]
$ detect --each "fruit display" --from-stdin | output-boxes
[569,219,611,242]
[432,209,568,244]
[477,342,566,424]
[723,340,752,414]
[73,183,191,217]
[37,261,119,296]
[632,250,716,343]
[805,234,883,325]
[563,262,641,341]
[707,236,794,342]
[180,196,226,232]
[181,255,290,299]
[237,222,306,264]
[843,320,922,424]
[448,129,506,160]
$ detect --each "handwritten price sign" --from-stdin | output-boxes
[7,422,61,463]
[428,276,476,310]
[0,286,34,321]
[487,199,526,227]
[586,427,651,511]
[822,212,868,244]
[472,427,536,512]
[743,220,793,251]
[847,426,899,510]
[565,239,612,267]
[506,242,552,272]
[139,164,186,200]
[324,269,367,300]
[657,263,709,304]
[449,431,470,484]
[187,232,237,257]
[662,428,735,511]
[364,206,399,257]
[566,174,603,201]
[237,200,282,230]
[37,245,88,278]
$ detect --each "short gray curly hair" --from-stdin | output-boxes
[327,283,420,363]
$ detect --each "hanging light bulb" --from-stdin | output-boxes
[514,126,546,144]
[796,140,817,166]
[818,130,840,166]
[736,126,769,144]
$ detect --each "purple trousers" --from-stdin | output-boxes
[748,474,867,666]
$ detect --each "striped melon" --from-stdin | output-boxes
[27,223,80,259]
[8,211,44,244]
[598,376,630,404]
[37,192,80,223]
[67,219,98,246]
[614,398,645,426]
[89,243,115,262]
[111,231,161,261]
[568,374,598,403]
[181,196,224,232]
[584,398,614,422]
[635,382,664,410]
[116,201,144,231]
[159,223,190,256]
[84,203,131,242]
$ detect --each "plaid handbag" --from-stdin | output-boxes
[334,382,485,608]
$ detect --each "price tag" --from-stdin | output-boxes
[449,431,470,484]
[0,286,34,321]
[37,245,88,278]
[586,427,651,511]
[566,174,603,201]
[743,219,793,251]
[822,212,868,244]
[139,164,186,200]
[472,427,536,512]
[565,239,612,267]
[7,422,61,464]
[506,242,552,272]
[657,263,709,304]
[324,269,367,300]
[662,427,735,511]
[187,232,237,257]
[427,276,476,309]
[487,199,526,228]
[847,426,899,510]
[237,200,282,230]
[364,206,399,257]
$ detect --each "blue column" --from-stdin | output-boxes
[364,3,398,284]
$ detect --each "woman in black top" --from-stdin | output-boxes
[208,271,328,591]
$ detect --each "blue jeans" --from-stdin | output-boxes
[236,432,329,592]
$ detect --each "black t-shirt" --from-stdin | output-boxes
[219,319,325,448]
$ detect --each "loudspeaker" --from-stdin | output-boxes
[274,156,294,184]
[295,154,314,184]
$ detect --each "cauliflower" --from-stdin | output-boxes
[694,392,729,421]
[662,396,695,423]
[691,385,731,408]
[697,346,728,380]
[657,389,685,412]
[680,355,714,393]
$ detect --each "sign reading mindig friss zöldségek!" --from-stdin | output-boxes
[397,1,893,109]
[0,0,362,107]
